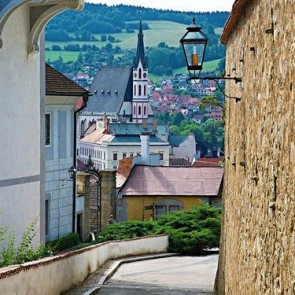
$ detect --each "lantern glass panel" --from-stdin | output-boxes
[184,31,206,41]
[183,42,206,68]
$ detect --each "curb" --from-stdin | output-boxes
[85,253,179,295]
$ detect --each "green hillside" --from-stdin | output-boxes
[46,20,187,53]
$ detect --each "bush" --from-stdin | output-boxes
[47,233,80,253]
[96,204,221,255]
[96,220,159,242]
[0,219,49,267]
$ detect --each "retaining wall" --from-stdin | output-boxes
[0,235,168,295]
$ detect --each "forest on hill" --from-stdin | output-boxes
[46,3,229,77]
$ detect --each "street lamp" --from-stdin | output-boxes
[180,17,208,71]
[68,166,76,180]
[180,18,242,87]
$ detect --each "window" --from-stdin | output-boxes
[133,105,136,115]
[144,85,146,96]
[45,199,49,236]
[139,68,142,79]
[123,153,126,158]
[133,85,136,96]
[139,85,142,96]
[160,153,164,160]
[113,153,117,160]
[45,113,51,146]
[144,106,146,115]
[138,106,141,115]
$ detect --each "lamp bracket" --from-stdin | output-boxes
[187,75,242,102]
[187,76,242,84]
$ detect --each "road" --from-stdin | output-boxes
[97,255,218,295]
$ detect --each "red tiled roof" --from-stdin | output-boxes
[221,0,254,44]
[46,64,89,96]
[169,158,191,167]
[192,157,224,168]
[117,157,133,188]
[120,166,224,197]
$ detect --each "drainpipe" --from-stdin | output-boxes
[72,93,89,233]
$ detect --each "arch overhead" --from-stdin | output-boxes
[28,0,84,54]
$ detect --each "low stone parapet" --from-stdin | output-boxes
[0,235,168,295]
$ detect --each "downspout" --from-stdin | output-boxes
[72,92,89,233]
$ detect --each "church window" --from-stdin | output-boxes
[144,85,146,96]
[139,85,142,96]
[138,106,142,115]
[139,68,142,79]
[133,85,136,96]
[144,106,146,115]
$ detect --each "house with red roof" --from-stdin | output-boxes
[118,166,223,221]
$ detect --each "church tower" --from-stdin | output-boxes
[132,20,151,123]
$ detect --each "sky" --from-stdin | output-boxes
[86,0,236,12]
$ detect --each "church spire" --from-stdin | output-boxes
[135,19,147,68]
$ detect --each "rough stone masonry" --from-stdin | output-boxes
[216,0,295,294]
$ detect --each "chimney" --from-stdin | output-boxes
[152,119,157,132]
[142,118,148,129]
[217,148,221,158]
[103,113,108,129]
[140,132,150,164]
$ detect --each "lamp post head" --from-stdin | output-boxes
[180,17,208,71]
[68,166,76,180]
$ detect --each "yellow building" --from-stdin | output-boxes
[118,166,223,221]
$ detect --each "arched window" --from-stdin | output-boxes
[139,68,142,79]
[144,106,146,115]
[133,85,136,96]
[144,85,146,96]
[139,85,142,96]
[138,105,142,115]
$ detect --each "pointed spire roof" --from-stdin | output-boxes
[135,20,147,68]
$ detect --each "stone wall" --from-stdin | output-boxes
[100,170,117,228]
[217,1,295,294]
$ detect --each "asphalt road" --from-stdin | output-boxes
[97,255,218,295]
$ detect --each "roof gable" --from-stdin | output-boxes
[46,64,88,96]
[83,67,132,114]
[221,0,254,44]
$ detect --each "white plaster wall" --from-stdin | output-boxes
[171,134,196,163]
[45,105,75,241]
[0,5,41,243]
[0,235,169,295]
[79,142,169,169]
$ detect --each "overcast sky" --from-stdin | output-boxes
[86,0,236,12]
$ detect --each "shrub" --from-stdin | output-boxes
[96,204,222,255]
[0,219,49,267]
[96,220,159,242]
[47,233,80,253]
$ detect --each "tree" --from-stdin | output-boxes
[172,112,185,126]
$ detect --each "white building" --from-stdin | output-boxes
[79,122,169,170]
[45,64,89,241]
[0,0,84,244]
